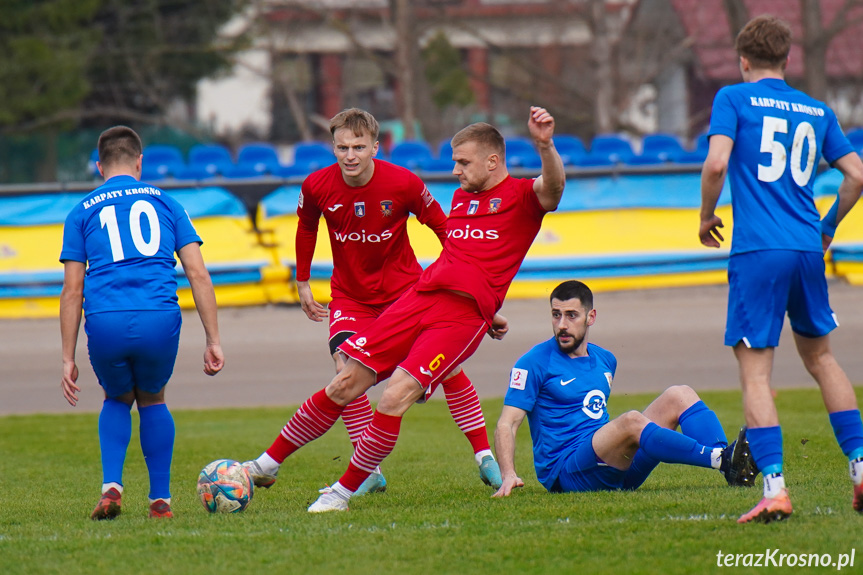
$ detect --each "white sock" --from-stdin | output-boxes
[256,452,281,475]
[331,481,353,500]
[149,497,171,505]
[102,482,123,494]
[763,472,786,499]
[851,456,863,486]
[710,448,722,470]
[475,449,493,466]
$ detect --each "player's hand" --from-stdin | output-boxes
[488,313,509,340]
[699,215,724,248]
[297,281,328,322]
[61,360,80,406]
[528,106,555,146]
[203,343,224,376]
[492,475,524,498]
[822,233,833,254]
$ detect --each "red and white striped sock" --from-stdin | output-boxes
[443,371,490,455]
[342,393,374,448]
[266,389,345,463]
[340,411,401,492]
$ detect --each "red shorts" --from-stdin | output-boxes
[338,288,489,400]
[327,298,391,343]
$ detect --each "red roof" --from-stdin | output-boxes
[671,0,863,80]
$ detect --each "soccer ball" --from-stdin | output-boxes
[196,459,254,513]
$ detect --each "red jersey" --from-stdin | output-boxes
[296,159,447,305]
[415,176,548,323]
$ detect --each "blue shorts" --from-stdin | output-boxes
[725,250,837,349]
[84,310,182,398]
[550,436,626,493]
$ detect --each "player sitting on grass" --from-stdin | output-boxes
[493,280,758,499]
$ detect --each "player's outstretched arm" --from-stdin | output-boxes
[821,151,863,252]
[297,280,328,322]
[178,243,224,376]
[492,405,527,497]
[699,135,733,248]
[529,106,566,212]
[59,261,85,406]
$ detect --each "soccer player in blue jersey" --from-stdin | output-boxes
[60,126,225,520]
[699,15,863,523]
[493,280,756,499]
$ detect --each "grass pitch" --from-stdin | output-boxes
[1,388,861,574]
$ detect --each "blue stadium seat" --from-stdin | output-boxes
[505,137,541,169]
[419,140,454,172]
[221,162,267,179]
[389,140,434,170]
[187,143,234,177]
[236,142,280,175]
[671,134,709,164]
[87,148,100,177]
[293,141,335,171]
[172,163,218,181]
[143,144,185,178]
[581,134,635,166]
[845,127,863,151]
[629,133,686,165]
[554,135,587,166]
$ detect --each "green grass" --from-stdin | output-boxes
[1,388,862,574]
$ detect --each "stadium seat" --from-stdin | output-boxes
[87,148,100,177]
[221,162,266,179]
[419,140,454,172]
[293,141,335,171]
[845,127,863,151]
[671,134,709,164]
[235,142,280,175]
[554,135,587,166]
[187,143,234,177]
[143,144,185,179]
[505,137,541,169]
[389,140,434,170]
[629,133,686,165]
[581,134,635,166]
[172,163,218,181]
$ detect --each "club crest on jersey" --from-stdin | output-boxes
[488,198,502,213]
[467,200,480,215]
[298,191,304,209]
[354,202,366,217]
[380,200,393,217]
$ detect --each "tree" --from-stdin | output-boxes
[0,0,102,129]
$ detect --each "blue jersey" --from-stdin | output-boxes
[708,78,854,255]
[60,175,201,315]
[504,340,617,490]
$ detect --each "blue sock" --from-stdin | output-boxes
[622,450,660,490]
[139,404,175,500]
[98,399,132,486]
[829,410,863,460]
[746,426,783,476]
[678,400,728,448]
[639,422,713,468]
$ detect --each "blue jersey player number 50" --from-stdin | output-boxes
[758,117,816,186]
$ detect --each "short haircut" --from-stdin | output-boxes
[450,122,505,157]
[329,108,380,141]
[97,126,143,169]
[735,15,791,70]
[550,280,593,310]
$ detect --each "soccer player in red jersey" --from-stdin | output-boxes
[251,106,564,512]
[244,109,502,494]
